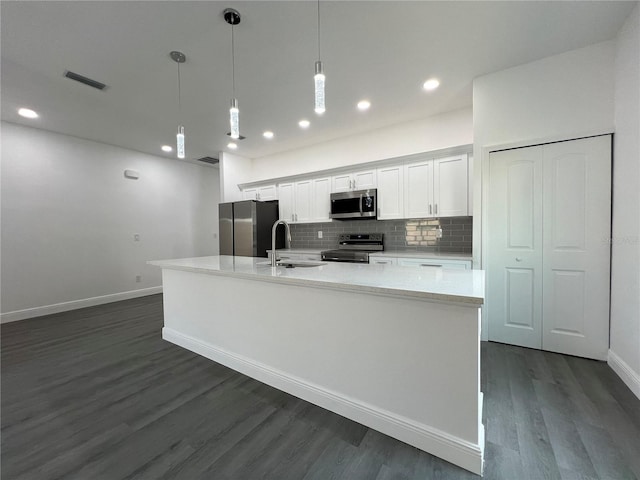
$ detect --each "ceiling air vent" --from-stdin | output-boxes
[197,156,219,165]
[63,70,107,90]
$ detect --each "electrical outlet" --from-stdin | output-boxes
[317,231,323,239]
[435,228,443,239]
[135,275,142,283]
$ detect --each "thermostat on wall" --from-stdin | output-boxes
[124,169,139,179]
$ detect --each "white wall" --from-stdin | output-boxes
[473,41,616,338]
[0,122,220,320]
[219,151,253,202]
[610,4,640,397]
[249,107,473,182]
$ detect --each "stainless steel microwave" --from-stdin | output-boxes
[330,189,377,220]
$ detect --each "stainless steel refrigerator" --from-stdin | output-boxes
[219,200,284,257]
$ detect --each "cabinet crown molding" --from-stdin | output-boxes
[238,144,472,190]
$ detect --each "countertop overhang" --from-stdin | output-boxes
[149,255,484,306]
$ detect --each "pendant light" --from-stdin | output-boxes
[314,0,325,114]
[170,51,186,159]
[224,8,241,140]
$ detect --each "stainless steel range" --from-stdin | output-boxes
[321,233,384,263]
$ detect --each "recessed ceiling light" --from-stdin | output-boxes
[357,100,371,111]
[227,142,238,150]
[263,131,274,139]
[18,107,38,119]
[298,119,310,129]
[422,78,440,91]
[161,145,173,152]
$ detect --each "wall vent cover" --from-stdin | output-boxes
[197,156,219,165]
[64,70,107,90]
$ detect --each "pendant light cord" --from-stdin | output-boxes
[177,61,182,123]
[317,0,321,61]
[231,24,236,98]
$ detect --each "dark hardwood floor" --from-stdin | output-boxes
[2,294,639,479]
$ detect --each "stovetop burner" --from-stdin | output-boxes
[321,233,384,263]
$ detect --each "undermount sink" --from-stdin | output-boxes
[276,261,327,268]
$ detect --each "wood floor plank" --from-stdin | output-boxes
[3,295,640,480]
[540,407,598,479]
[575,421,637,480]
[507,351,562,480]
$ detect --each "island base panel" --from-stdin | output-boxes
[160,268,484,475]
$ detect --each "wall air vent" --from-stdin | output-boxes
[197,156,219,165]
[63,70,107,90]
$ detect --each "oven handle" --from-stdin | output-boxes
[359,194,363,216]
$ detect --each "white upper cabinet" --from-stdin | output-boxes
[353,170,377,190]
[311,177,331,222]
[277,182,295,222]
[404,159,434,218]
[376,165,404,220]
[278,178,330,224]
[331,173,353,193]
[242,184,277,201]
[331,169,377,193]
[246,150,471,222]
[433,155,468,217]
[294,179,313,223]
[404,154,468,218]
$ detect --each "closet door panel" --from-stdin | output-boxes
[487,146,543,349]
[542,135,611,360]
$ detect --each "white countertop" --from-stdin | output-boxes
[150,255,484,306]
[369,251,472,260]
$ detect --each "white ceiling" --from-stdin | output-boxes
[1,1,636,163]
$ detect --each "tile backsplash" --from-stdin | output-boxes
[290,217,472,253]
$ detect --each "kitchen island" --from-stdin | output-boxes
[150,255,485,475]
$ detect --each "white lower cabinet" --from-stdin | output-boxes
[370,257,397,266]
[397,258,471,270]
[369,255,471,269]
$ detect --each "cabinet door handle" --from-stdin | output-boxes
[515,257,522,262]
[435,203,438,215]
[420,264,443,268]
[429,204,432,215]
[291,214,294,221]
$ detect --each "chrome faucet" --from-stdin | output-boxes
[271,219,291,267]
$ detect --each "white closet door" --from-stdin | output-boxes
[541,136,611,360]
[487,146,544,349]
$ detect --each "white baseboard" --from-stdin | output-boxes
[608,349,640,400]
[0,286,163,323]
[163,327,484,475]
